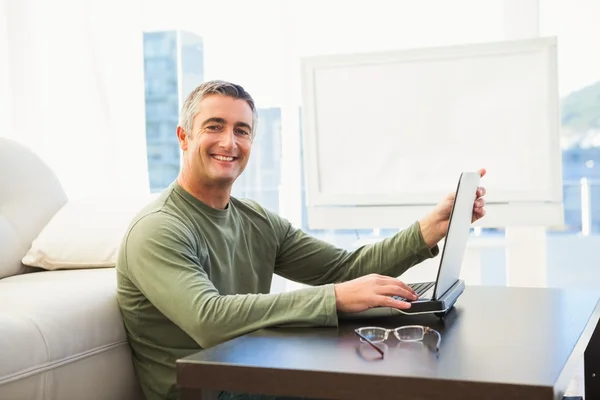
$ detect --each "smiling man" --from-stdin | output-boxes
[176,92,254,209]
[116,80,487,400]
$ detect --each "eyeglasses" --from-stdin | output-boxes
[354,325,441,357]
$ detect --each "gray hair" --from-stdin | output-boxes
[179,80,258,138]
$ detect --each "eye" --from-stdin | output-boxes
[206,125,221,132]
[235,129,250,136]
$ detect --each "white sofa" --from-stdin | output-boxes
[0,138,145,400]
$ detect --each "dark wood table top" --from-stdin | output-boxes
[177,285,600,400]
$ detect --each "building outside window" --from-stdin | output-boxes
[142,30,204,192]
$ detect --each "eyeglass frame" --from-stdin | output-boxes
[354,325,442,357]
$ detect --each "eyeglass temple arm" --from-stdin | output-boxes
[354,330,384,357]
[424,327,442,352]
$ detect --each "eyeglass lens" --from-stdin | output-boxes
[356,328,388,343]
[395,326,425,341]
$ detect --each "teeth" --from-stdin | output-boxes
[213,155,234,161]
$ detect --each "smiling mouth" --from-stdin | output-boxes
[211,155,236,162]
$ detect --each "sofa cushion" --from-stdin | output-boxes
[21,194,155,270]
[0,268,134,389]
[0,138,67,279]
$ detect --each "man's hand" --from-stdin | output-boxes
[334,274,418,313]
[419,168,487,248]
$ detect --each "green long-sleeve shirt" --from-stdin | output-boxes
[115,182,438,400]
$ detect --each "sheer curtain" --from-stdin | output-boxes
[1,0,149,199]
[0,0,10,138]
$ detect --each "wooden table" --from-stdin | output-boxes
[177,286,600,400]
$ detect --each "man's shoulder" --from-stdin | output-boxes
[116,198,197,274]
[232,196,265,212]
[123,189,195,247]
[231,197,287,224]
[128,210,190,241]
[229,197,292,241]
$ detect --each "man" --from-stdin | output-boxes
[116,80,487,400]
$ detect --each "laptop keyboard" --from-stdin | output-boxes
[393,281,434,302]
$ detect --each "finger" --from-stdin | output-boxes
[382,278,417,295]
[373,275,415,294]
[396,281,418,296]
[373,276,417,297]
[378,284,418,301]
[379,295,412,310]
[473,198,486,208]
[476,187,486,198]
[472,208,486,222]
[479,168,487,178]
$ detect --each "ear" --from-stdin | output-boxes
[176,126,188,151]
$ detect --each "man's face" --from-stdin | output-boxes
[181,94,254,187]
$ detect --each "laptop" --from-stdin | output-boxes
[339,171,481,319]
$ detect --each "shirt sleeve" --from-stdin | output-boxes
[122,212,338,349]
[273,218,439,286]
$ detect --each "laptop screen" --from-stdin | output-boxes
[432,171,481,299]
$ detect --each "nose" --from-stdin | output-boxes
[219,127,237,150]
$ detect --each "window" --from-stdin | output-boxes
[146,122,160,139]
[541,0,600,235]
[140,0,600,289]
[290,0,505,247]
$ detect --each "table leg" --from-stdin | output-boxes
[584,319,600,398]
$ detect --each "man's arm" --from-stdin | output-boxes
[122,213,338,349]
[274,219,439,286]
